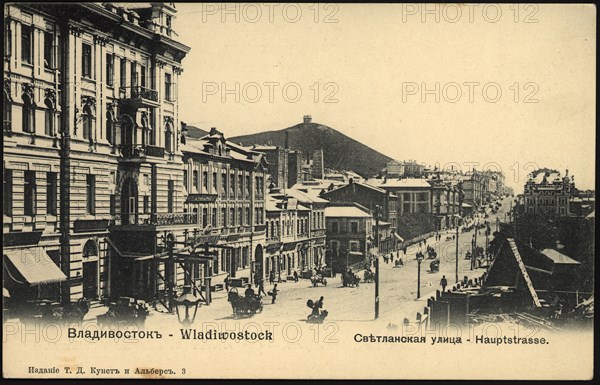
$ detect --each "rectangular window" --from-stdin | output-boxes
[331,221,339,234]
[202,171,208,192]
[212,172,217,193]
[86,174,96,214]
[106,53,114,86]
[221,208,227,227]
[21,24,32,64]
[192,170,199,192]
[202,208,208,227]
[43,31,54,69]
[351,221,358,234]
[238,208,242,227]
[110,194,116,215]
[140,65,146,88]
[164,73,172,101]
[183,169,188,190]
[222,172,227,195]
[130,61,137,87]
[238,174,243,196]
[3,169,13,216]
[211,208,217,227]
[143,196,150,214]
[230,207,235,226]
[230,173,236,195]
[46,172,57,215]
[245,207,250,225]
[24,171,36,216]
[245,175,250,196]
[82,43,92,78]
[350,242,359,252]
[167,180,174,212]
[45,108,54,136]
[119,58,126,88]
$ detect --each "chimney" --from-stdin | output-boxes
[303,115,312,124]
[210,127,217,135]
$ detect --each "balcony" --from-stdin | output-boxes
[119,144,165,162]
[119,86,160,108]
[112,212,198,228]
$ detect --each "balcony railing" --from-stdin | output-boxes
[119,144,165,159]
[119,86,158,102]
[115,212,198,226]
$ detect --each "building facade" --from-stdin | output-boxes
[325,202,373,274]
[181,128,268,287]
[523,168,574,217]
[3,2,190,306]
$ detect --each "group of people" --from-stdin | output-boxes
[224,275,279,304]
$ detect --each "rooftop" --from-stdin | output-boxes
[365,177,431,189]
[325,205,372,218]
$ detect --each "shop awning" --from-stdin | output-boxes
[394,233,404,242]
[4,249,67,285]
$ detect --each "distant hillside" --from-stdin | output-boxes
[231,120,393,178]
[185,125,209,139]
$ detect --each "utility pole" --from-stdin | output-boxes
[59,21,71,306]
[374,205,380,319]
[455,182,463,284]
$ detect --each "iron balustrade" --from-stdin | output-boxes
[115,212,198,226]
[119,86,159,102]
[119,144,165,159]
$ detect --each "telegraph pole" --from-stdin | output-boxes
[374,205,380,320]
[455,182,463,284]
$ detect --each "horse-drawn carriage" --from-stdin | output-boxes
[97,297,149,327]
[394,259,404,268]
[429,259,440,273]
[341,271,360,287]
[311,274,328,287]
[227,288,263,319]
[363,270,375,283]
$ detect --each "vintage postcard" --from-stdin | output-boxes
[2,2,595,380]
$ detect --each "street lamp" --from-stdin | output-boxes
[173,286,202,326]
[416,252,424,299]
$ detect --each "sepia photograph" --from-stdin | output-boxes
[2,2,595,380]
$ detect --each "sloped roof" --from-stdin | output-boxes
[365,177,431,189]
[325,206,371,218]
[541,249,581,265]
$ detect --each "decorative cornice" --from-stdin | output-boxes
[69,25,84,37]
[93,34,110,47]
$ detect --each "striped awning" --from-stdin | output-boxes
[4,248,67,285]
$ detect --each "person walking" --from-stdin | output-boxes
[271,283,279,304]
[224,274,230,291]
[293,270,299,283]
[258,279,267,297]
[269,271,275,285]
[440,275,448,292]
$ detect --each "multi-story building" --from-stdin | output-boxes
[523,168,574,217]
[321,178,399,249]
[385,160,425,178]
[3,2,190,306]
[253,145,288,191]
[462,169,489,208]
[264,186,327,280]
[325,202,373,274]
[180,127,268,286]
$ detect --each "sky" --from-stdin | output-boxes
[172,3,596,192]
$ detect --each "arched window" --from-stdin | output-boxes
[83,239,98,258]
[82,103,95,141]
[22,94,34,133]
[44,98,54,136]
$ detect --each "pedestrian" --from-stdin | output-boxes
[418,241,422,248]
[403,247,407,255]
[271,283,279,304]
[245,284,255,298]
[269,271,274,285]
[440,275,448,292]
[390,253,394,262]
[258,279,267,297]
[293,270,299,282]
[224,274,230,291]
